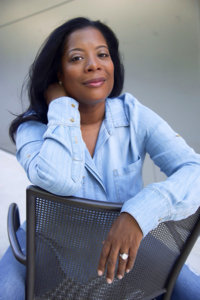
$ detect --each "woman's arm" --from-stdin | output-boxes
[16,95,85,195]
[121,103,200,236]
[98,96,200,283]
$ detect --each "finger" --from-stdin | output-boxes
[97,240,111,277]
[106,245,119,284]
[117,250,129,279]
[125,247,137,273]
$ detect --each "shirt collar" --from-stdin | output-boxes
[104,96,129,135]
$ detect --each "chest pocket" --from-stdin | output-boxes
[113,156,143,202]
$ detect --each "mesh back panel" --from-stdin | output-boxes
[29,194,200,300]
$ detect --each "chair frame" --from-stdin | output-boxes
[26,186,122,300]
[7,185,200,300]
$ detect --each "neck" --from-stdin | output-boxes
[79,101,105,126]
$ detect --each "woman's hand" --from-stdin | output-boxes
[97,212,143,284]
[45,83,67,105]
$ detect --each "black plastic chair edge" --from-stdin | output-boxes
[7,203,26,265]
[27,185,122,210]
[163,209,200,300]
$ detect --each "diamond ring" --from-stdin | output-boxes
[119,253,129,260]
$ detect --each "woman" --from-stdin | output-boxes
[1,17,200,299]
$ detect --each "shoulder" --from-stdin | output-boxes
[107,92,156,116]
[107,92,165,131]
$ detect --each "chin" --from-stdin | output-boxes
[77,91,110,105]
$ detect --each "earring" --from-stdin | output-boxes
[58,81,62,86]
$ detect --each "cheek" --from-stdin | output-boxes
[61,70,80,93]
[109,65,114,86]
[62,67,76,82]
[109,63,114,81]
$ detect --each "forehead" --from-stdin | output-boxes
[65,27,108,50]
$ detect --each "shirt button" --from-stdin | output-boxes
[70,118,75,122]
[71,104,75,108]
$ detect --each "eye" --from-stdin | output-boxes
[98,53,110,58]
[71,55,84,62]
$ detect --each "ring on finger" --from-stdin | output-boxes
[119,253,129,260]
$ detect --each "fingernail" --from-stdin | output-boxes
[107,278,112,284]
[117,274,123,280]
[126,269,130,273]
[98,270,103,276]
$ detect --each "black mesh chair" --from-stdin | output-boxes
[8,185,200,300]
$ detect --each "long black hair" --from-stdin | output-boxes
[9,17,124,143]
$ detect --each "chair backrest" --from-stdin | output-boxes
[26,185,200,300]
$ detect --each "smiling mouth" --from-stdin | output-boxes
[83,78,106,87]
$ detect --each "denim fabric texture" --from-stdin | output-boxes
[16,93,200,236]
[0,227,26,300]
[171,264,200,300]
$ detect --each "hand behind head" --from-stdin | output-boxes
[45,82,67,105]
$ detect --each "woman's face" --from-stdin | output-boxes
[59,27,114,106]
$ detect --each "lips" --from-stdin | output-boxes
[83,77,106,87]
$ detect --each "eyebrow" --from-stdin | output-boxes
[67,45,109,54]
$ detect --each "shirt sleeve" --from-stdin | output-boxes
[16,97,85,195]
[121,99,200,236]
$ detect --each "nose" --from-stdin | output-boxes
[84,55,101,72]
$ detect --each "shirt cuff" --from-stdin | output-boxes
[121,185,171,236]
[48,97,80,126]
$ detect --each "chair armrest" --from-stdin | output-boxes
[7,203,26,265]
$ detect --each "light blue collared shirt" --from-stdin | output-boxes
[16,93,200,236]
